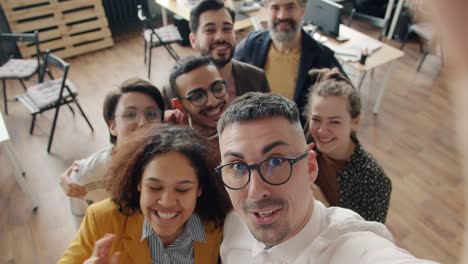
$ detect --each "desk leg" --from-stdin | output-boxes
[161,6,168,26]
[3,142,39,211]
[373,61,395,114]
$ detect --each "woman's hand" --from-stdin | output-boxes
[84,234,120,264]
[59,161,87,197]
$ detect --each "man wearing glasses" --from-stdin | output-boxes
[170,56,228,142]
[217,92,437,263]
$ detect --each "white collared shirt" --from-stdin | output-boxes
[221,200,438,264]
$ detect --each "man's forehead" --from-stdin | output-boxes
[220,118,304,153]
[199,8,233,25]
[176,65,220,91]
[267,0,301,6]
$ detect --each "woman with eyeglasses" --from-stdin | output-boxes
[59,77,166,215]
[304,68,392,223]
[59,124,231,263]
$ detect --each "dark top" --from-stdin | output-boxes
[316,136,392,223]
[234,29,345,123]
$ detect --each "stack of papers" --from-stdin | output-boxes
[326,38,382,62]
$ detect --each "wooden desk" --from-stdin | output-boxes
[0,111,38,211]
[155,0,267,31]
[324,25,405,113]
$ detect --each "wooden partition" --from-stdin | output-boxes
[1,0,114,59]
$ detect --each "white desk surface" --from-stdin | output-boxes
[326,25,405,72]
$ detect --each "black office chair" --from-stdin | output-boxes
[0,31,41,115]
[137,4,181,79]
[330,0,356,26]
[16,51,94,153]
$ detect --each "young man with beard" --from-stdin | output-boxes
[188,0,270,101]
[169,56,228,151]
[217,92,437,263]
[234,0,344,120]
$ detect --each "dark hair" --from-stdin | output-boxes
[189,0,236,33]
[169,56,215,98]
[306,68,361,119]
[102,77,166,144]
[217,92,301,135]
[105,124,231,226]
[263,0,307,7]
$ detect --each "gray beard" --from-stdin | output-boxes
[267,19,302,43]
[269,29,297,43]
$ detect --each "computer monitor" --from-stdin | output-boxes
[304,0,343,37]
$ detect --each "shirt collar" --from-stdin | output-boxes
[141,213,207,243]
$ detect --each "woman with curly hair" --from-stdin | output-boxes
[59,124,231,263]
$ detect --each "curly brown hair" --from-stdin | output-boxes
[105,124,231,226]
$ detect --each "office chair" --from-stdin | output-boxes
[16,51,94,153]
[400,23,439,71]
[0,31,41,115]
[137,4,181,79]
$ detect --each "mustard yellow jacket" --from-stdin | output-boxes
[58,198,222,263]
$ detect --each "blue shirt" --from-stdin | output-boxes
[141,213,206,264]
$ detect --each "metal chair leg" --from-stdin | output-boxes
[74,99,94,132]
[148,44,153,79]
[66,103,75,116]
[19,79,27,90]
[47,105,62,153]
[30,114,36,135]
[417,51,429,72]
[2,79,7,115]
[144,40,147,64]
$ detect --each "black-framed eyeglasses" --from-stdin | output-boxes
[183,79,227,107]
[215,151,308,190]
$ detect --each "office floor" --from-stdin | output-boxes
[0,22,462,263]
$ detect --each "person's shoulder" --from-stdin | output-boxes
[319,203,393,239]
[232,59,265,74]
[351,142,388,179]
[87,197,119,216]
[301,30,335,56]
[77,146,113,171]
[244,29,269,42]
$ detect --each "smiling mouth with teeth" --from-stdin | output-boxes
[201,103,225,118]
[155,210,179,220]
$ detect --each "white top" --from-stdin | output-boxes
[70,146,113,203]
[221,200,438,264]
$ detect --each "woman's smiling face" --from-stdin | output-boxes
[138,151,201,245]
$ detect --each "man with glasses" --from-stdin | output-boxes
[170,56,228,142]
[59,78,166,215]
[217,92,437,263]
